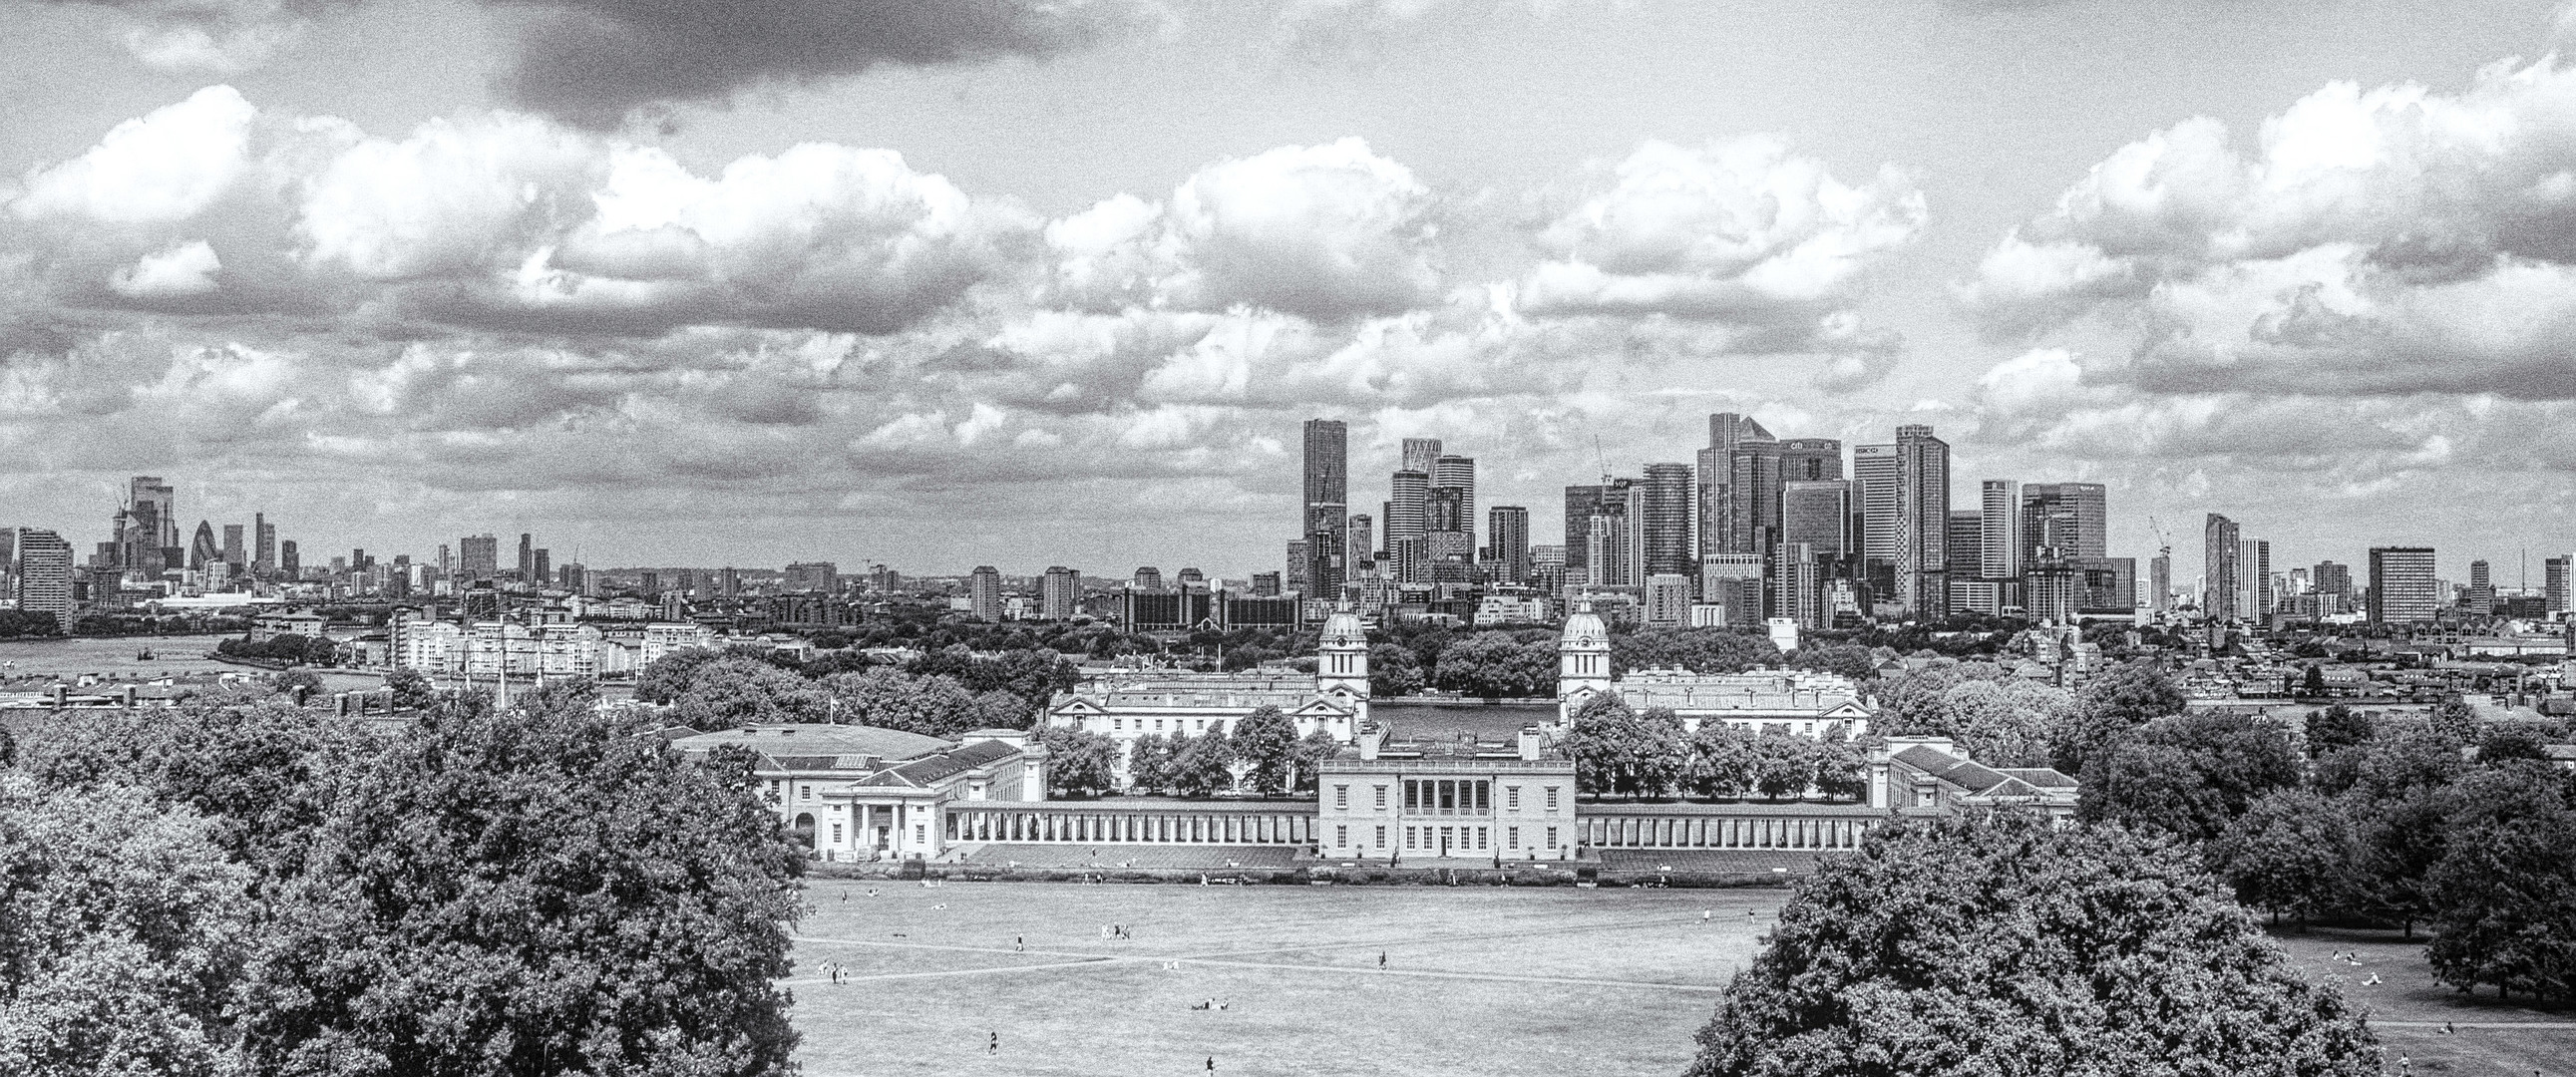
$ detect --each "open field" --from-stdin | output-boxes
[783,880,2576,1077]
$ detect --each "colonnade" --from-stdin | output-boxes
[1578,812,1874,851]
[943,806,1316,846]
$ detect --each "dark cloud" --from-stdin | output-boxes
[491,0,1153,128]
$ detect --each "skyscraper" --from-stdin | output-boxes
[2020,483,2107,560]
[1698,413,1774,558]
[2369,546,2438,624]
[1563,484,1608,579]
[2548,554,2571,616]
[517,533,535,580]
[1641,462,1694,576]
[534,548,552,584]
[1852,443,1903,602]
[1430,454,1476,565]
[280,540,299,580]
[119,476,180,575]
[460,535,499,580]
[1347,514,1374,574]
[1579,480,1641,586]
[1386,470,1429,548]
[1041,566,1080,619]
[1302,419,1348,600]
[968,565,1002,620]
[1944,510,1984,581]
[1723,439,1784,556]
[13,528,73,629]
[189,521,218,570]
[1487,506,1530,584]
[2467,559,2493,617]
[222,524,244,568]
[1895,425,1950,617]
[253,513,275,574]
[1400,438,1443,477]
[2151,552,2172,612]
[2314,560,2352,601]
[2203,515,2240,621]
[1781,480,1857,555]
[1980,480,2020,579]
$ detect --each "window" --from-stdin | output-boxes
[1508,827,1520,850]
[1155,719,1164,731]
[1477,828,1487,851]
[1374,785,1387,809]
[1374,826,1387,848]
[1112,717,1122,730]
[1546,786,1560,811]
[831,824,843,844]
[1403,781,1418,811]
[1336,825,1348,847]
[800,784,813,801]
[1546,827,1558,849]
[916,825,926,844]
[1196,719,1206,731]
[1334,785,1348,810]
[1507,785,1520,811]
[1404,827,1417,850]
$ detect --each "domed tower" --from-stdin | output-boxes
[1314,604,1371,740]
[1557,601,1613,725]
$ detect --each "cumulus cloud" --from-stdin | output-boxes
[1047,138,1439,321]
[109,239,222,297]
[1963,58,2576,399]
[43,0,329,73]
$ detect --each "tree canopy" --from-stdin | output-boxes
[1683,811,2379,1077]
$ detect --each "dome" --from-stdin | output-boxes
[1319,607,1367,649]
[1561,604,1610,651]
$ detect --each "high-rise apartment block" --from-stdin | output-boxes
[2203,515,2240,621]
[2548,554,2571,615]
[2237,538,2271,620]
[968,565,1002,621]
[1487,506,1530,584]
[1979,480,2020,579]
[784,561,837,592]
[12,528,73,628]
[1641,462,1693,576]
[1894,425,1950,617]
[2368,547,2438,624]
[1041,566,1081,619]
[280,540,299,579]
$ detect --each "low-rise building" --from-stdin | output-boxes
[668,724,1046,861]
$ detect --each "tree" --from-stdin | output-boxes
[1613,628,1780,676]
[2299,664,2329,698]
[1430,632,1555,698]
[2424,761,2576,1002]
[1289,730,1341,794]
[1168,727,1235,798]
[230,690,805,1076]
[383,668,437,711]
[1561,697,1686,798]
[1036,725,1120,798]
[2212,790,2360,928]
[269,669,323,705]
[2304,704,2373,758]
[2054,659,2185,775]
[1785,642,1878,681]
[820,666,981,736]
[1126,734,1174,794]
[1230,706,1299,795]
[1681,811,2380,1077]
[631,646,728,704]
[1808,729,1870,801]
[2081,712,2302,844]
[664,656,827,729]
[1367,643,1423,697]
[1748,731,1816,801]
[0,774,254,1077]
[1687,722,1759,800]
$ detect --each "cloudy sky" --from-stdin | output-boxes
[6,0,2576,582]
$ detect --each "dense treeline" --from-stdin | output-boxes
[635,643,1078,734]
[1556,695,1869,801]
[1116,705,1342,799]
[1,684,804,1076]
[215,633,340,666]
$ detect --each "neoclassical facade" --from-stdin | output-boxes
[1044,608,1373,787]
[1555,603,1874,737]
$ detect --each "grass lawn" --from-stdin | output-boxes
[783,879,2576,1076]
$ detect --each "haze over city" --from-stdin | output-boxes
[8,1,2576,580]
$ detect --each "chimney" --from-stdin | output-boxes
[1517,725,1542,762]
[51,684,67,709]
[1356,721,1385,761]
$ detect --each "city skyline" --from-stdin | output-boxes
[5,3,2576,579]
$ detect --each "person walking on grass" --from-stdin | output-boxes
[987,1032,997,1056]
[1378,950,1387,970]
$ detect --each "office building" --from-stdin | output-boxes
[1401,438,1443,477]
[1781,480,1857,555]
[517,533,535,580]
[1302,419,1348,600]
[2020,483,2107,560]
[188,521,218,571]
[1347,515,1373,573]
[1723,438,1783,556]
[1487,506,1530,584]
[2202,515,2239,621]
[2369,547,2438,624]
[2467,559,2493,617]
[784,561,838,592]
[2548,555,2571,616]
[460,535,499,580]
[1895,425,1950,617]
[222,524,244,568]
[1430,454,1476,562]
[1697,413,1774,558]
[1641,462,1694,576]
[1041,566,1081,619]
[2150,553,2171,612]
[968,565,1003,621]
[253,514,275,574]
[280,540,299,580]
[1944,511,1987,612]
[1979,480,2019,579]
[13,528,73,628]
[1852,443,1903,602]
[533,548,550,583]
[1563,484,1610,580]
[1643,573,1692,628]
[1386,469,1429,548]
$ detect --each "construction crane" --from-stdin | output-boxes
[2146,514,2174,561]
[1593,435,1615,488]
